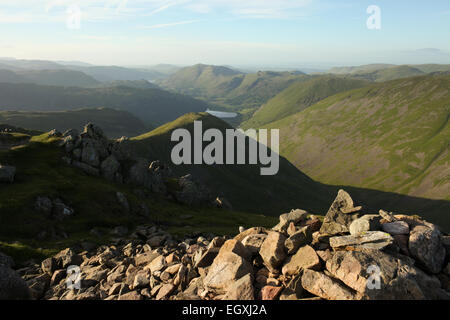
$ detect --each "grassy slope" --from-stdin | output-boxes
[0,108,150,138]
[353,65,425,82]
[0,83,207,127]
[126,112,333,216]
[329,64,450,82]
[0,132,277,265]
[161,64,309,110]
[266,74,450,203]
[242,76,369,128]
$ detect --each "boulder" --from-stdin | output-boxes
[195,247,220,268]
[259,232,287,272]
[0,165,16,183]
[175,174,212,206]
[52,199,74,219]
[409,225,446,274]
[319,190,361,236]
[0,252,15,268]
[54,248,83,269]
[234,227,266,242]
[118,291,143,300]
[329,231,393,251]
[35,196,53,215]
[326,249,449,300]
[222,274,255,300]
[203,251,253,294]
[382,221,410,235]
[301,269,356,300]
[100,155,121,180]
[260,285,283,300]
[281,245,321,276]
[0,265,32,300]
[272,209,308,234]
[81,145,100,167]
[72,161,100,176]
[241,234,267,255]
[285,226,313,255]
[279,274,303,300]
[379,209,396,222]
[349,215,381,235]
[156,283,175,300]
[116,192,130,213]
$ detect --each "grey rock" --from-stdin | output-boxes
[272,209,308,234]
[301,269,356,300]
[382,221,410,235]
[0,265,32,300]
[175,174,211,206]
[349,215,381,236]
[285,226,313,255]
[52,199,74,219]
[409,225,446,274]
[35,196,53,215]
[0,252,15,268]
[116,192,130,213]
[72,161,100,176]
[100,155,121,181]
[329,231,394,251]
[259,231,287,272]
[379,209,396,222]
[326,249,450,300]
[319,190,361,236]
[81,145,100,167]
[0,164,16,183]
[241,234,267,255]
[222,273,255,300]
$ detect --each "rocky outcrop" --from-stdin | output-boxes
[10,190,450,300]
[59,124,216,207]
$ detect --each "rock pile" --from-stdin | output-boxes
[4,190,450,300]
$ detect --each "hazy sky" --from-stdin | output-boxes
[1,0,450,68]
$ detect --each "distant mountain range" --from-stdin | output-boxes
[0,108,150,138]
[0,82,207,127]
[159,64,309,110]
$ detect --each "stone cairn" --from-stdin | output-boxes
[2,190,449,300]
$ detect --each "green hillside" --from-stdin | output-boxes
[411,64,450,73]
[0,108,150,138]
[161,64,309,109]
[0,132,277,265]
[242,76,369,128]
[266,74,450,212]
[0,83,207,127]
[328,64,450,82]
[352,65,425,82]
[329,64,395,74]
[125,112,333,216]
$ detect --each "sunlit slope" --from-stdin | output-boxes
[242,76,369,128]
[267,73,450,201]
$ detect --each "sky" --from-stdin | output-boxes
[0,0,449,68]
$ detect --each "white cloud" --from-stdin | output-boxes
[184,0,313,18]
[140,19,199,29]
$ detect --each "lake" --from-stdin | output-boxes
[205,109,238,118]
